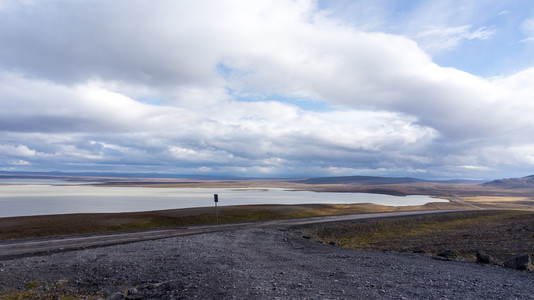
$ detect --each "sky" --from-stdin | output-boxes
[1,0,534,180]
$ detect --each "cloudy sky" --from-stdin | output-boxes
[1,0,534,179]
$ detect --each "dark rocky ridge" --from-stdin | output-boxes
[483,175,534,189]
[293,175,482,185]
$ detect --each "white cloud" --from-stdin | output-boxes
[459,165,492,171]
[8,160,31,166]
[0,0,534,178]
[0,71,440,175]
[416,25,495,51]
[0,144,37,157]
[520,18,534,42]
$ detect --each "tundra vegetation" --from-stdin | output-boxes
[0,202,456,240]
[308,210,534,266]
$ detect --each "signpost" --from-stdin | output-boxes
[214,194,219,224]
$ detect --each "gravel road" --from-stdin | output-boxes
[0,210,463,258]
[1,224,534,299]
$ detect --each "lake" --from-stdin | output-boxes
[0,184,446,218]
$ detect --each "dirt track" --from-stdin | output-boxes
[0,210,462,259]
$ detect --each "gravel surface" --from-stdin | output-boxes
[1,225,534,299]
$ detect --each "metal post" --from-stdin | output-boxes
[214,194,219,224]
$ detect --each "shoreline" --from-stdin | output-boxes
[0,201,465,241]
[0,184,445,219]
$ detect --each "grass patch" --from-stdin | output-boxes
[0,202,467,240]
[1,279,97,300]
[23,281,40,290]
[309,210,534,263]
[0,291,92,300]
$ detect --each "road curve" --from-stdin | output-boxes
[0,209,466,259]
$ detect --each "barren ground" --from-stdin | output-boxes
[1,219,534,299]
[309,210,534,263]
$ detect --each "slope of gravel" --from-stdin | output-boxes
[1,226,534,299]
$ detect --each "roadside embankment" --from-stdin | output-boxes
[308,210,534,266]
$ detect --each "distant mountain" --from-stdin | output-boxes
[483,175,534,189]
[294,176,423,185]
[0,171,252,181]
[0,171,485,185]
[292,175,481,185]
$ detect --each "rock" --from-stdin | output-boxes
[126,294,144,300]
[476,251,493,264]
[106,293,126,300]
[316,240,324,244]
[437,250,458,259]
[328,241,340,246]
[504,254,531,270]
[302,235,311,239]
[412,249,426,254]
[125,287,144,299]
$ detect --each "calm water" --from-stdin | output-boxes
[0,184,446,218]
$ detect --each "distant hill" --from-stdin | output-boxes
[483,175,534,189]
[294,176,423,185]
[0,171,249,181]
[292,176,481,185]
